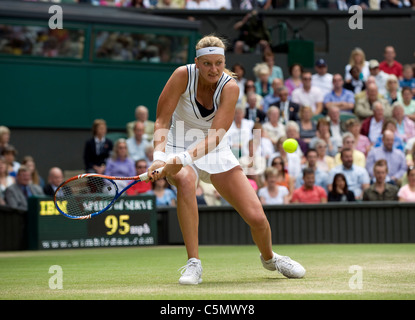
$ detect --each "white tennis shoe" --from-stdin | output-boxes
[178,258,203,285]
[261,252,306,279]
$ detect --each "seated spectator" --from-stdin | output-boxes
[295,149,329,192]
[400,64,415,96]
[263,50,284,83]
[262,106,285,148]
[105,138,136,189]
[43,167,64,197]
[21,156,44,188]
[309,118,340,157]
[354,83,391,121]
[232,63,247,103]
[400,86,415,122]
[360,101,386,144]
[252,123,275,162]
[366,129,407,184]
[328,148,370,200]
[291,168,327,204]
[239,139,267,177]
[334,132,366,168]
[284,63,303,96]
[292,71,324,115]
[269,155,295,196]
[384,74,402,105]
[327,173,355,202]
[146,177,176,206]
[345,118,372,156]
[126,121,151,162]
[1,145,20,178]
[275,86,300,124]
[228,105,254,158]
[262,78,283,112]
[269,136,302,180]
[126,159,152,196]
[258,167,290,205]
[126,105,155,141]
[344,47,370,83]
[83,119,113,174]
[378,45,403,80]
[327,105,345,148]
[4,165,44,211]
[324,74,355,113]
[0,126,10,155]
[373,118,405,152]
[297,105,317,145]
[240,79,263,110]
[343,65,366,95]
[253,62,272,97]
[398,166,415,202]
[245,92,267,123]
[186,0,214,9]
[315,139,336,173]
[198,180,222,206]
[285,121,307,158]
[0,156,14,194]
[312,58,333,98]
[363,159,399,201]
[368,59,389,96]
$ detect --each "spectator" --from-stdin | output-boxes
[368,59,389,96]
[327,173,355,202]
[344,118,372,156]
[285,121,308,158]
[43,167,64,197]
[262,78,283,112]
[126,105,155,142]
[373,118,405,152]
[315,139,336,173]
[292,71,324,115]
[309,118,340,157]
[156,0,185,8]
[284,63,303,96]
[354,83,391,121]
[186,0,214,9]
[323,73,355,113]
[0,126,10,155]
[291,168,327,204]
[344,47,370,83]
[312,58,333,97]
[398,166,415,202]
[105,138,136,189]
[1,145,20,178]
[263,50,284,82]
[126,121,151,162]
[258,167,290,205]
[0,156,14,194]
[262,106,285,148]
[296,149,329,192]
[400,86,415,122]
[379,45,403,80]
[4,165,44,211]
[83,119,113,174]
[269,155,295,196]
[362,159,399,201]
[146,177,176,206]
[228,105,254,158]
[253,62,272,97]
[275,86,300,124]
[328,148,370,200]
[327,105,345,148]
[343,65,366,95]
[245,92,267,123]
[232,63,247,103]
[240,79,263,110]
[239,138,267,177]
[391,102,415,146]
[400,64,415,96]
[334,132,366,168]
[360,101,387,144]
[126,159,152,196]
[21,156,44,188]
[384,74,401,105]
[354,76,382,101]
[366,129,407,184]
[297,105,317,145]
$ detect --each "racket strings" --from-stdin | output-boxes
[55,176,117,217]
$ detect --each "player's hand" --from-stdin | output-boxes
[147,160,166,181]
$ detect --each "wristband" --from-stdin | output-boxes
[153,151,167,162]
[176,151,193,167]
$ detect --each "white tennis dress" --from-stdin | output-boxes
[165,64,240,183]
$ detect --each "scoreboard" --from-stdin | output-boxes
[27,195,157,250]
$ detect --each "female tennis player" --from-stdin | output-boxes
[148,35,305,285]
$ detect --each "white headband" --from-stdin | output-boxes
[196,47,225,58]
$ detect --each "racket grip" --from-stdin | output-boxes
[139,166,164,182]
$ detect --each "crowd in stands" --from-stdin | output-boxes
[2,43,415,210]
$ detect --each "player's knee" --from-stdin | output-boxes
[247,211,269,231]
[171,169,197,193]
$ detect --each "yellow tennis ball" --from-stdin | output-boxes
[283,138,298,153]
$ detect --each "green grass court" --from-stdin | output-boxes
[1,244,414,300]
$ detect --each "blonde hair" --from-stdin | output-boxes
[349,47,366,68]
[112,138,129,160]
[196,35,234,77]
[253,62,270,78]
[264,166,279,180]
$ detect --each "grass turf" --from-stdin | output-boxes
[1,244,414,300]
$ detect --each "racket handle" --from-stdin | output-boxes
[139,166,164,182]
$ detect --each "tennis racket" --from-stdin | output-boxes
[54,167,164,220]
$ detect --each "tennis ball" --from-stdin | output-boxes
[283,138,298,153]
